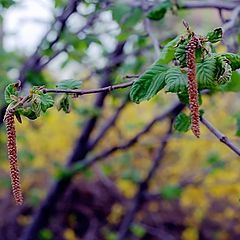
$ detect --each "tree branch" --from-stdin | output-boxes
[20,42,126,240]
[42,81,134,95]
[117,118,176,240]
[201,116,240,156]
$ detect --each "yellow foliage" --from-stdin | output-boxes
[107,203,125,224]
[63,228,79,240]
[116,179,137,199]
[181,227,199,240]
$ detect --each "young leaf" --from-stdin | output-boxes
[40,94,54,112]
[220,53,240,71]
[174,112,191,132]
[129,64,168,103]
[206,28,223,43]
[196,57,216,88]
[31,94,41,117]
[56,79,82,90]
[157,36,180,64]
[147,0,172,21]
[57,94,71,113]
[16,108,38,120]
[165,67,188,92]
[5,83,19,104]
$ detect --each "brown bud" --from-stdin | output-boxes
[4,110,23,205]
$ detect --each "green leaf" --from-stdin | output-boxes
[165,67,187,92]
[206,28,223,43]
[220,53,240,71]
[221,71,240,92]
[196,57,216,88]
[129,64,168,103]
[40,94,54,112]
[57,94,71,113]
[174,112,191,132]
[160,184,182,200]
[147,0,172,21]
[111,3,130,23]
[56,79,82,90]
[130,224,146,238]
[16,108,38,120]
[157,36,179,64]
[32,94,41,117]
[175,40,188,67]
[4,82,19,104]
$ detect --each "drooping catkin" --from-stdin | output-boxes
[186,35,200,138]
[4,109,23,205]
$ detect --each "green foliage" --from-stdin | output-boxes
[4,82,19,104]
[16,108,38,120]
[111,3,143,29]
[206,28,223,43]
[174,112,191,132]
[160,184,182,200]
[196,57,216,88]
[57,94,71,113]
[0,0,15,8]
[165,67,187,92]
[130,224,146,238]
[221,71,240,92]
[40,94,54,113]
[235,113,240,137]
[220,53,240,71]
[56,79,82,90]
[157,36,180,64]
[130,64,168,103]
[147,0,172,21]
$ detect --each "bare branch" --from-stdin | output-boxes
[201,116,240,156]
[42,81,134,95]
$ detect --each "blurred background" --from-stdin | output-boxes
[0,0,240,239]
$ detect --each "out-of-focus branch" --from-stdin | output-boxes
[67,102,185,176]
[117,118,176,240]
[88,97,129,149]
[131,0,239,10]
[201,116,240,156]
[20,42,126,240]
[142,0,160,58]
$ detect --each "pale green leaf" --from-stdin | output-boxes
[129,64,168,103]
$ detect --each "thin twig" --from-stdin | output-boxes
[42,81,134,95]
[201,116,240,156]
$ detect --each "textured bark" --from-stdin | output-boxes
[4,110,23,205]
[187,35,200,138]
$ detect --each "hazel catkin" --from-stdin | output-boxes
[186,35,200,138]
[4,109,23,205]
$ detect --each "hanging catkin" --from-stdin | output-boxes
[4,109,23,205]
[186,35,200,138]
